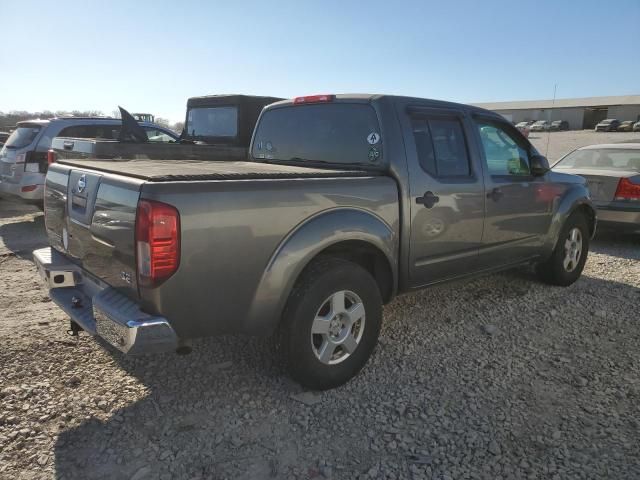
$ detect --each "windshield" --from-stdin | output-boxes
[186,106,238,138]
[554,149,640,172]
[4,125,42,149]
[251,103,382,167]
[600,120,612,124]
[534,121,546,125]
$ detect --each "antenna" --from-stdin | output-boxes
[545,83,557,158]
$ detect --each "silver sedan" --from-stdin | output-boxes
[552,143,640,233]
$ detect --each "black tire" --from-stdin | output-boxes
[278,257,382,390]
[537,212,589,286]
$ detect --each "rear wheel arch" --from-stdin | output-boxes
[245,208,397,335]
[303,239,394,304]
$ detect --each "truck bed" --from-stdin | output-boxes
[56,158,377,182]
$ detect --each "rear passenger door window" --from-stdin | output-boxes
[475,121,531,176]
[411,117,471,178]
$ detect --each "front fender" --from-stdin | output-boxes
[542,181,596,257]
[244,208,398,335]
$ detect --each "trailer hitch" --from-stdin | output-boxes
[67,320,82,337]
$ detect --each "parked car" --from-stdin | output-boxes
[34,94,595,390]
[0,131,10,147]
[515,122,530,138]
[0,117,178,203]
[530,120,550,132]
[515,121,531,129]
[550,120,569,131]
[595,119,620,132]
[634,121,640,132]
[552,144,640,233]
[51,96,283,164]
[616,121,635,132]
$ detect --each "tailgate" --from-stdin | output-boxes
[44,163,143,298]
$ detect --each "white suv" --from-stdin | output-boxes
[0,117,177,203]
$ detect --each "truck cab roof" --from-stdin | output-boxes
[267,93,505,119]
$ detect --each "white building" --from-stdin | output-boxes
[473,94,640,130]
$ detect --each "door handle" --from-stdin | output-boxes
[416,191,439,208]
[487,187,504,202]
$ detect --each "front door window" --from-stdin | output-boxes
[476,122,531,177]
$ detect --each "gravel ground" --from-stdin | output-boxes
[1,131,639,480]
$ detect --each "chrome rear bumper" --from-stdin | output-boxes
[33,247,178,354]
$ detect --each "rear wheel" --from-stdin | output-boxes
[537,213,589,286]
[278,258,382,390]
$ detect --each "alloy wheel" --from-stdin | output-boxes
[310,290,366,365]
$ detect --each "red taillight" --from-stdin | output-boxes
[614,177,640,201]
[293,94,335,104]
[135,200,180,287]
[21,185,38,193]
[47,149,56,165]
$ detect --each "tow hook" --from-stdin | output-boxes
[68,297,83,337]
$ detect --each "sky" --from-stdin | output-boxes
[1,0,639,123]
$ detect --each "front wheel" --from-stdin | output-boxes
[537,213,589,286]
[278,258,382,390]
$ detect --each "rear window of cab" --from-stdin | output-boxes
[251,103,382,167]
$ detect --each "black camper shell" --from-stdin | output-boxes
[183,94,283,146]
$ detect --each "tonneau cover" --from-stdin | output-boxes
[56,159,376,182]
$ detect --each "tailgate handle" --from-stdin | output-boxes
[63,141,74,150]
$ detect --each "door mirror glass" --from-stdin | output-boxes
[530,154,550,176]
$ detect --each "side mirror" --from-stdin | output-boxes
[530,154,550,176]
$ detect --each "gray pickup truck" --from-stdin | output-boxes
[34,94,595,389]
